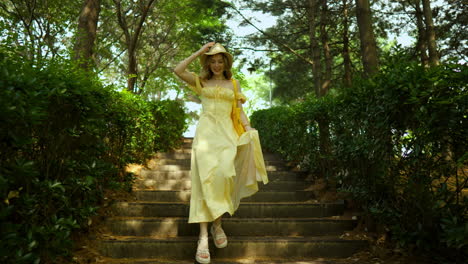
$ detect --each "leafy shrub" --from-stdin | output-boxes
[0,51,187,263]
[105,90,187,171]
[251,55,467,261]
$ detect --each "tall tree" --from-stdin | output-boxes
[95,0,230,96]
[307,0,323,96]
[414,0,429,67]
[355,0,379,75]
[236,0,380,101]
[342,0,352,86]
[0,0,81,63]
[306,0,332,176]
[113,0,157,93]
[320,0,332,95]
[74,0,101,69]
[437,0,467,61]
[421,0,439,66]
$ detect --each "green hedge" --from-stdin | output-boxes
[251,57,467,260]
[0,52,187,263]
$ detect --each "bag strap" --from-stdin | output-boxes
[231,79,238,94]
[231,79,238,106]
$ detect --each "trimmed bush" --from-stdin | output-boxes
[0,52,187,263]
[251,57,467,260]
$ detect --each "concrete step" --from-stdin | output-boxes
[106,217,356,237]
[133,190,315,202]
[137,170,308,182]
[133,179,312,191]
[111,201,345,218]
[98,236,367,260]
[156,152,283,161]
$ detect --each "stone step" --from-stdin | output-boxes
[153,158,289,168]
[105,217,356,237]
[137,170,308,182]
[181,142,193,148]
[98,236,367,260]
[94,260,349,264]
[134,179,312,191]
[148,163,292,172]
[133,190,315,202]
[170,148,282,157]
[156,152,283,161]
[112,201,345,218]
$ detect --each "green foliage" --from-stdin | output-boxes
[0,51,187,263]
[149,99,188,152]
[97,0,232,96]
[105,90,187,170]
[0,0,81,61]
[251,54,467,260]
[252,103,320,170]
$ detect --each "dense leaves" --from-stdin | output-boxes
[0,52,187,263]
[251,53,467,261]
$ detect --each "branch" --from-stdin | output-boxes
[98,47,127,73]
[113,0,131,46]
[132,0,156,49]
[236,47,283,52]
[228,3,314,66]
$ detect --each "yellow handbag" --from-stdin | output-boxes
[231,79,245,136]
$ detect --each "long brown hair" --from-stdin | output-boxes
[200,53,233,81]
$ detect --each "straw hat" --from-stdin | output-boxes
[200,43,233,69]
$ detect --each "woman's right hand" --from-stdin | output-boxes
[199,42,215,54]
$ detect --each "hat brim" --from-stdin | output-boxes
[200,51,233,69]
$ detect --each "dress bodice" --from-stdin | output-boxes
[200,86,235,117]
[201,86,235,101]
[187,73,248,118]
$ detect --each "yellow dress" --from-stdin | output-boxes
[188,74,268,223]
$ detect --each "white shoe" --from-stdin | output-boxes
[195,236,210,264]
[210,223,228,248]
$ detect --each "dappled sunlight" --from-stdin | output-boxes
[233,259,330,264]
[141,179,191,191]
[176,191,191,202]
[125,163,143,174]
[149,218,179,238]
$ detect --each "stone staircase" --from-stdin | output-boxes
[97,138,367,263]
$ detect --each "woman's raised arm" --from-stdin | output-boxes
[173,42,215,86]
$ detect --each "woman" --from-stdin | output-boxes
[173,42,268,263]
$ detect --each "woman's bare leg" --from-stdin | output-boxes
[212,216,227,245]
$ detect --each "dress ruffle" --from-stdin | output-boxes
[232,130,269,211]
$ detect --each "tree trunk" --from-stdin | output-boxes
[414,0,429,67]
[74,0,101,69]
[342,0,352,86]
[421,0,439,66]
[308,0,333,180]
[114,0,156,93]
[307,0,322,96]
[127,44,138,93]
[355,0,379,75]
[320,0,332,96]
